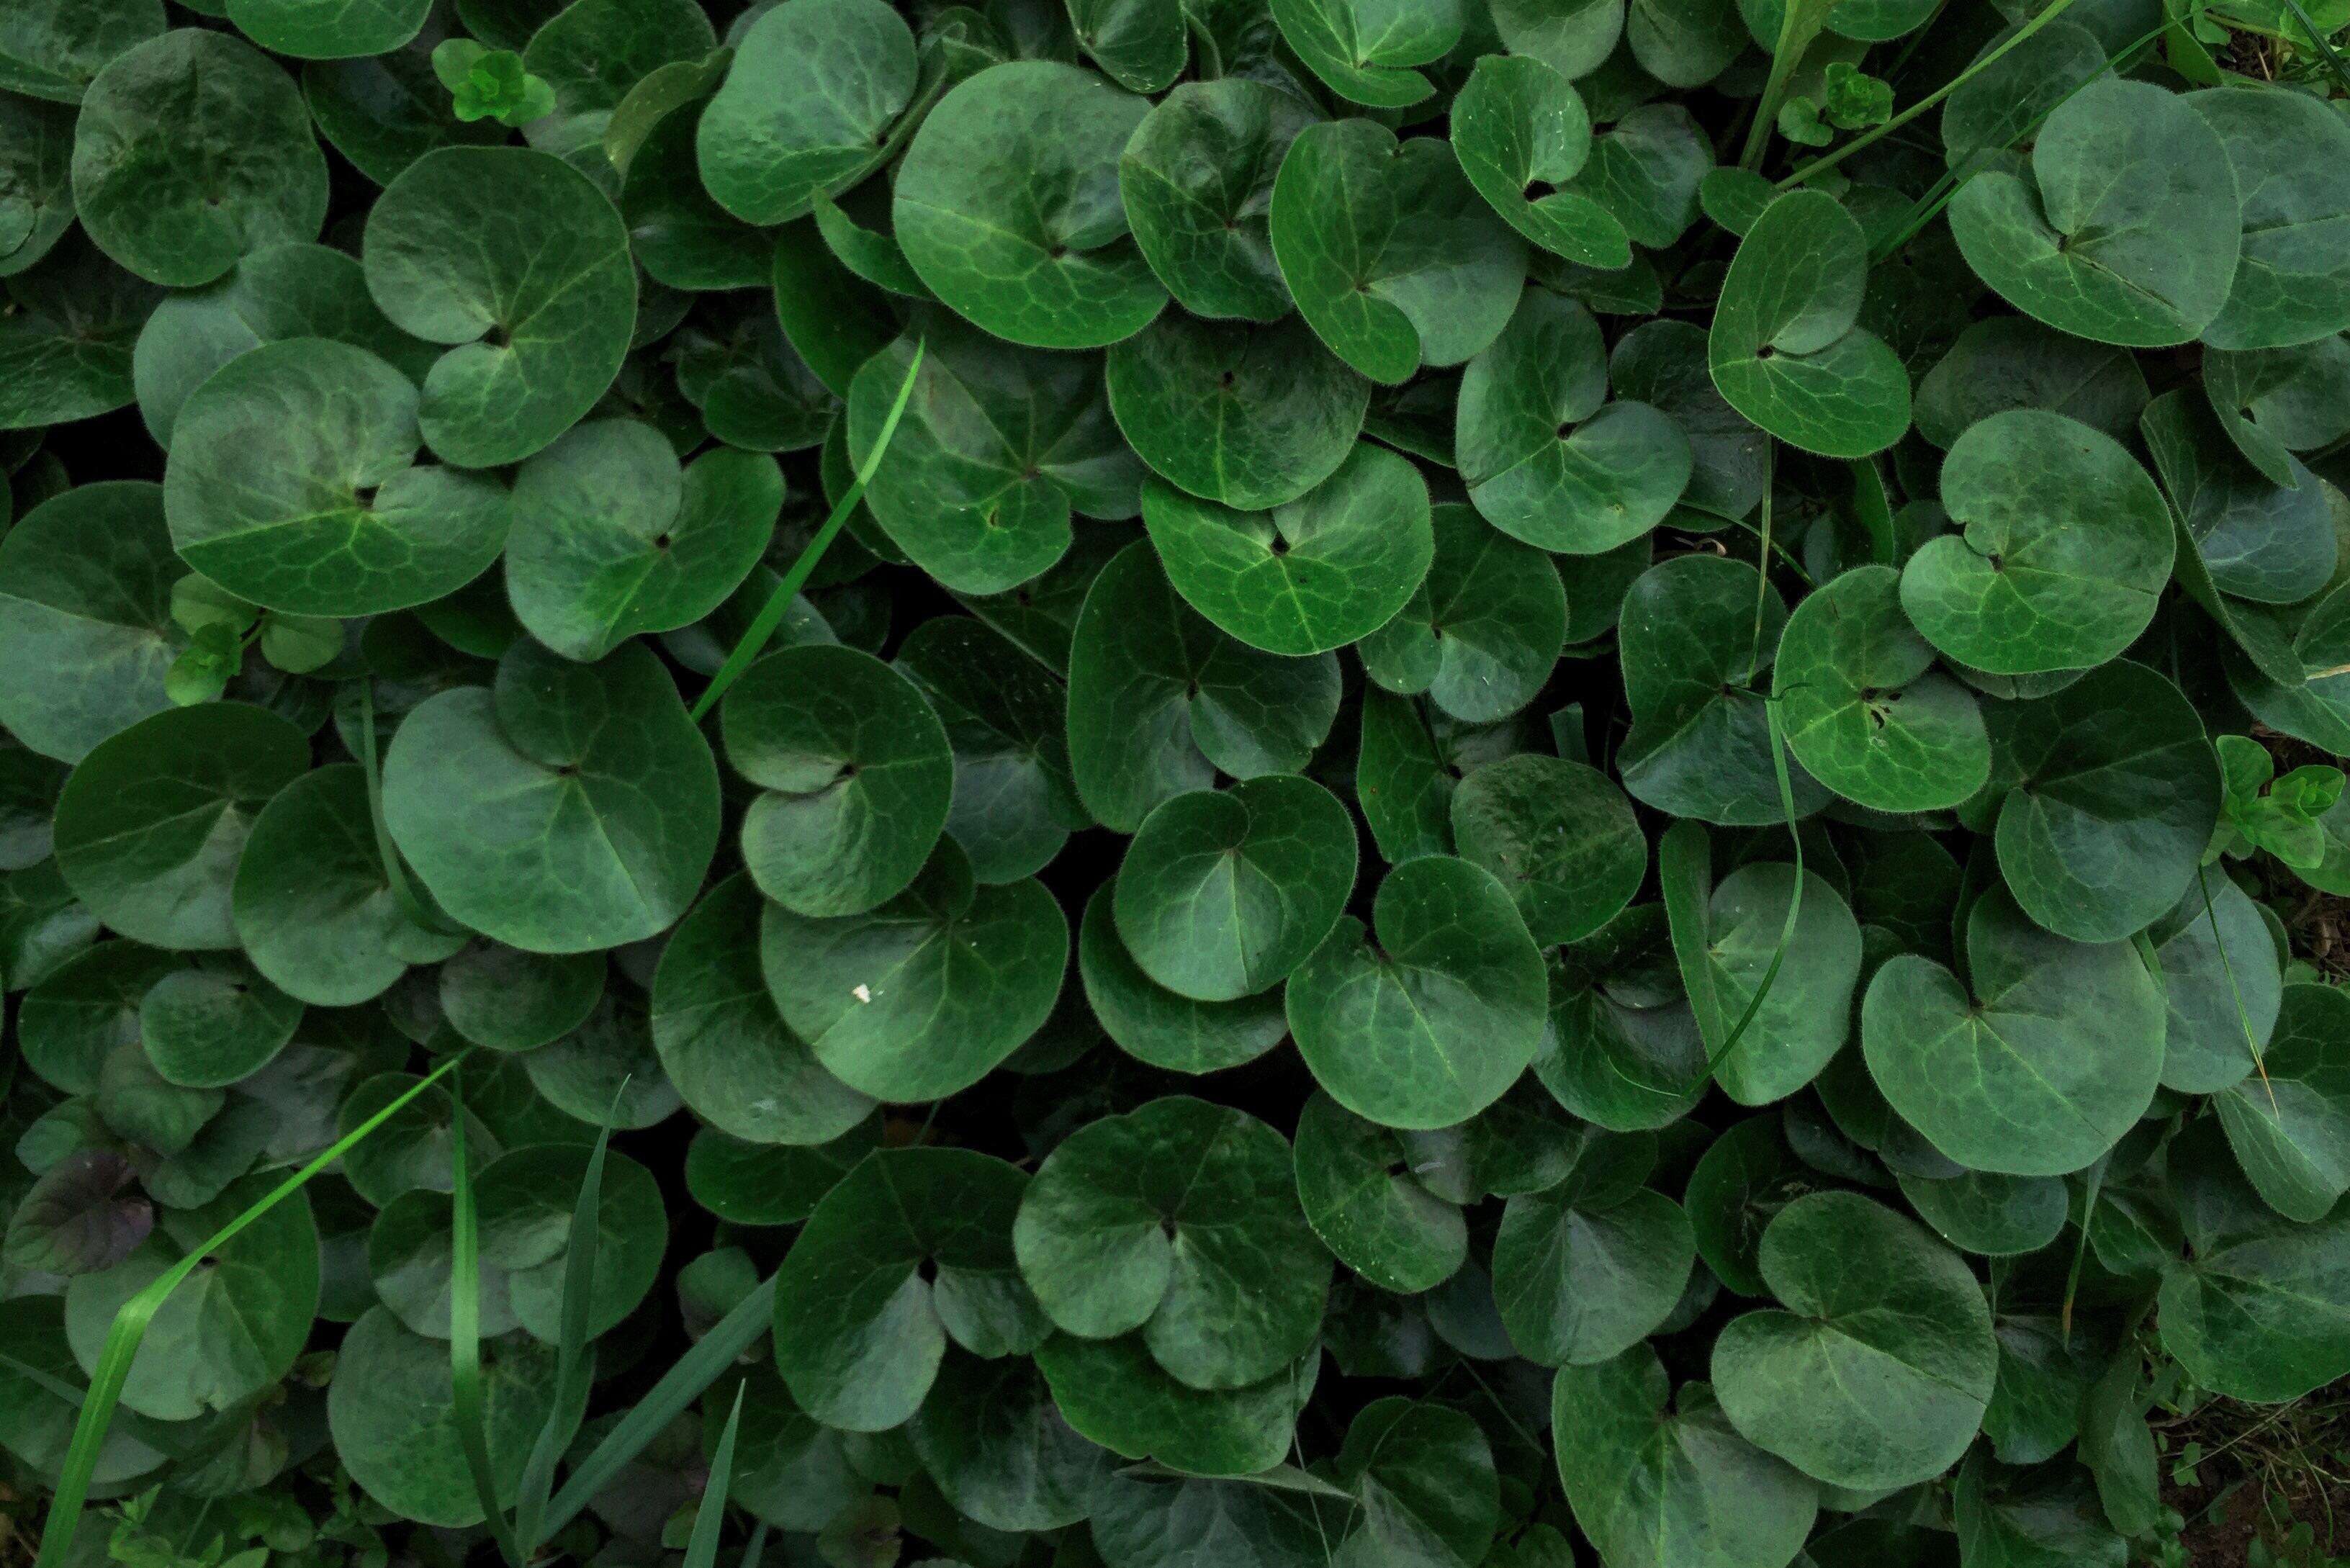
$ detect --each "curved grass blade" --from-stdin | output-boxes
[1778,0,2084,189]
[35,1050,474,1568]
[510,1083,626,1551]
[688,341,925,723]
[533,1271,779,1546]
[449,1065,530,1568]
[684,1383,747,1568]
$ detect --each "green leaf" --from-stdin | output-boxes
[2215,983,2350,1223]
[1034,1333,1315,1477]
[1493,1148,1694,1366]
[508,420,780,663]
[894,60,1166,350]
[1358,503,1567,725]
[2141,387,2338,608]
[1978,660,2223,943]
[1271,0,1459,107]
[847,319,1142,595]
[1331,1398,1497,1568]
[2148,873,2282,1094]
[695,0,915,225]
[1287,855,1548,1131]
[1711,1190,1996,1490]
[1460,289,1692,554]
[1078,884,1289,1075]
[1269,118,1528,386]
[1109,314,1371,515]
[1663,834,1861,1107]
[1553,1346,1819,1568]
[328,1305,569,1526]
[1014,1095,1329,1388]
[1118,80,1315,324]
[70,31,326,288]
[2158,1119,2350,1402]
[230,0,429,59]
[1454,55,1634,271]
[1949,77,2241,348]
[1067,0,1184,91]
[1709,189,1911,459]
[1292,1089,1468,1295]
[1902,410,2173,675]
[363,145,636,467]
[1067,540,1342,833]
[895,615,1088,883]
[1113,775,1354,1001]
[773,1147,1041,1430]
[65,1175,318,1422]
[1451,754,1645,947]
[164,339,508,616]
[1773,564,1989,813]
[382,640,721,953]
[1140,443,1430,657]
[53,701,307,950]
[0,482,187,762]
[906,1348,1114,1532]
[652,873,874,1146]
[759,839,1068,1101]
[1912,316,2148,451]
[2190,83,2350,351]
[724,642,953,917]
[1861,889,2166,1176]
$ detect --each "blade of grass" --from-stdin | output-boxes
[2196,860,2279,1115]
[1677,443,1806,1089]
[356,682,468,940]
[1740,0,1834,170]
[687,341,925,723]
[1868,17,2175,261]
[534,1271,779,1546]
[683,1384,747,1568]
[35,1050,474,1568]
[1778,0,2085,189]
[739,1525,770,1568]
[449,1063,529,1568]
[510,1084,627,1551]
[2278,0,2350,93]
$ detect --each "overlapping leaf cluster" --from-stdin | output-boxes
[4,0,2350,1565]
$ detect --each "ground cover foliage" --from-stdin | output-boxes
[4,0,2350,1565]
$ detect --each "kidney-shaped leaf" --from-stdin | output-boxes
[364,145,636,467]
[1287,855,1547,1131]
[384,639,721,953]
[1862,891,2165,1176]
[1950,78,2241,348]
[164,339,509,616]
[1015,1095,1330,1389]
[895,60,1167,350]
[1711,1191,1997,1490]
[775,1147,1043,1430]
[1271,118,1527,386]
[1902,410,2174,675]
[1709,189,1910,459]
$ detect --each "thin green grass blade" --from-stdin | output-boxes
[1779,0,2084,188]
[2194,860,2279,1115]
[449,1064,529,1568]
[687,341,925,723]
[1870,17,2174,261]
[356,682,468,939]
[2278,0,2350,94]
[511,1085,626,1550]
[35,1050,474,1568]
[683,1384,747,1568]
[739,1523,770,1568]
[534,1271,779,1546]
